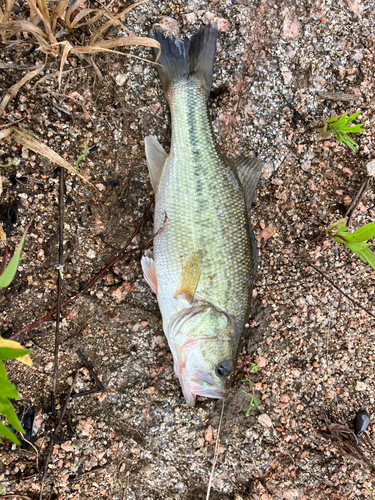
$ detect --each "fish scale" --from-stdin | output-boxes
[154,80,252,321]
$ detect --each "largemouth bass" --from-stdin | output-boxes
[141,23,262,406]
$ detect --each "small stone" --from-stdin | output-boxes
[115,74,126,86]
[282,71,293,85]
[258,413,272,428]
[256,224,277,242]
[184,12,197,23]
[61,441,74,452]
[111,282,134,301]
[366,160,375,177]
[77,417,94,436]
[203,11,215,23]
[256,355,267,368]
[217,18,231,31]
[280,394,290,403]
[282,17,300,38]
[86,249,96,259]
[205,427,213,442]
[355,381,367,391]
[154,17,180,37]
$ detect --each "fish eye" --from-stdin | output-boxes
[215,361,233,378]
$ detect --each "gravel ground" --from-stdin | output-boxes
[1,0,375,498]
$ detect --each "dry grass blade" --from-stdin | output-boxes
[70,8,101,28]
[70,44,159,65]
[0,20,49,47]
[0,64,45,115]
[0,0,16,39]
[36,0,51,27]
[57,40,73,90]
[27,0,57,49]
[0,127,95,188]
[51,0,70,32]
[89,0,149,45]
[65,0,86,27]
[206,401,225,500]
[93,36,160,57]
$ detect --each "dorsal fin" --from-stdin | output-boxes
[145,136,168,193]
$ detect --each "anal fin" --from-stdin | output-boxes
[141,251,157,294]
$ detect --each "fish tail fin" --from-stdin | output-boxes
[152,22,218,100]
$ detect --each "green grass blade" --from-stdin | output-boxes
[345,110,361,123]
[324,116,338,124]
[76,143,88,171]
[0,232,26,288]
[0,161,16,168]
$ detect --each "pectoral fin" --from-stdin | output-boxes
[228,157,262,212]
[141,251,157,294]
[145,136,168,193]
[174,251,202,302]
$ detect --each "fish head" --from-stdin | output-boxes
[169,303,239,406]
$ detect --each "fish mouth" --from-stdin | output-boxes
[181,371,228,407]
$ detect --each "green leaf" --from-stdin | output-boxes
[0,421,21,445]
[345,240,370,254]
[350,222,375,242]
[0,396,24,434]
[0,347,31,361]
[0,232,26,288]
[327,218,348,233]
[359,247,375,270]
[0,362,19,399]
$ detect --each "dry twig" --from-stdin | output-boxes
[206,401,225,500]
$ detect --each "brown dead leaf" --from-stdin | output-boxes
[0,63,45,115]
[0,224,6,244]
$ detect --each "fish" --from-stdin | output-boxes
[141,22,262,406]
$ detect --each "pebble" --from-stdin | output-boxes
[258,414,273,428]
[366,160,375,177]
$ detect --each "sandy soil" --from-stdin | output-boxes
[1,0,375,498]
